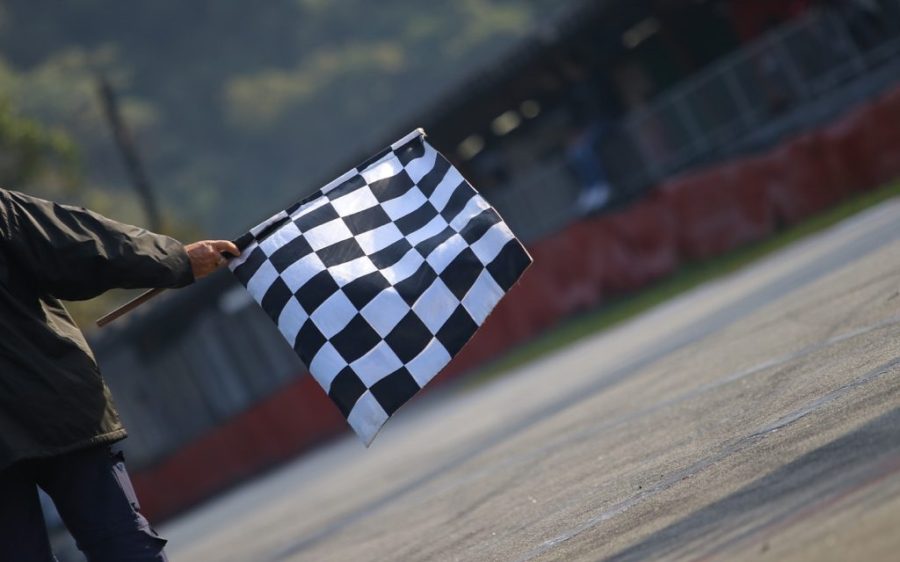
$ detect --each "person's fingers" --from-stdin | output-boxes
[185,240,240,279]
[212,240,241,258]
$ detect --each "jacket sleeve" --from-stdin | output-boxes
[0,188,195,300]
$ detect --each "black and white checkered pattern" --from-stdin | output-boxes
[229,129,531,445]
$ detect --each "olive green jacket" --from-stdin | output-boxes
[0,188,193,470]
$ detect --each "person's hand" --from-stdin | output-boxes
[184,240,241,279]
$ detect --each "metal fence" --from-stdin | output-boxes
[492,2,900,242]
[93,2,900,470]
[95,277,301,468]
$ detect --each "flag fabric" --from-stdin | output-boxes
[229,129,532,445]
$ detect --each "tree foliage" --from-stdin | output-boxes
[0,99,78,190]
[0,0,568,233]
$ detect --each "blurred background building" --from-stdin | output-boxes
[2,0,900,533]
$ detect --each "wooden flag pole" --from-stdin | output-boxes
[96,287,167,327]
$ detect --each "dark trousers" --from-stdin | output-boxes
[0,445,168,562]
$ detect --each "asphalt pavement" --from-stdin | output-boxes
[162,197,900,562]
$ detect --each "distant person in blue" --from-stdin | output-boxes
[0,188,239,561]
[567,122,612,214]
[559,56,615,215]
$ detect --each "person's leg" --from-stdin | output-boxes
[0,460,57,562]
[35,446,167,562]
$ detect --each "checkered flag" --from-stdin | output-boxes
[229,129,532,445]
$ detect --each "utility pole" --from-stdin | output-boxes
[97,75,162,231]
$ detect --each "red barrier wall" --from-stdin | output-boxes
[133,375,345,519]
[133,83,900,522]
[768,132,855,224]
[606,194,679,287]
[661,161,775,261]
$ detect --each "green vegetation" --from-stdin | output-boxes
[0,0,569,233]
[0,100,79,189]
[467,181,900,385]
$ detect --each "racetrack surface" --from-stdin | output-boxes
[162,198,900,562]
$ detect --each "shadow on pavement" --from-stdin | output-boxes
[605,406,900,561]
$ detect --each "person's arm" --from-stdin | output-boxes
[0,188,238,300]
